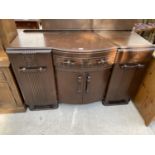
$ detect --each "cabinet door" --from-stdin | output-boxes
[9,52,57,108]
[104,48,153,105]
[0,82,16,108]
[104,64,140,105]
[83,69,111,103]
[56,69,84,104]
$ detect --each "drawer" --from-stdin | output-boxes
[116,49,153,63]
[8,52,51,69]
[0,70,6,82]
[53,55,114,68]
[116,48,154,64]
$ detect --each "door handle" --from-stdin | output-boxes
[19,66,47,72]
[85,74,91,93]
[77,75,83,93]
[120,64,145,69]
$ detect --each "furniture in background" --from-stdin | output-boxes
[133,58,155,125]
[132,21,155,125]
[15,19,40,29]
[134,20,155,44]
[0,44,25,113]
[41,19,92,30]
[0,20,25,113]
[41,19,142,30]
[0,19,17,48]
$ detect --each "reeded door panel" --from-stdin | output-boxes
[104,64,136,105]
[9,51,57,108]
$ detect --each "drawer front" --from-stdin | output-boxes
[0,70,6,82]
[116,48,154,64]
[8,52,57,107]
[54,54,115,69]
[53,50,116,67]
[0,82,16,108]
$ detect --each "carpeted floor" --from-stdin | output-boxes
[0,101,155,134]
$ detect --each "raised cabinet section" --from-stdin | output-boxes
[53,50,115,104]
[56,68,111,104]
[8,50,58,110]
[104,48,154,105]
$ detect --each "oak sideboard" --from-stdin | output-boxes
[6,29,154,110]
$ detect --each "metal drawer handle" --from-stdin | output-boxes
[97,59,106,64]
[19,66,47,72]
[63,59,75,65]
[120,64,145,69]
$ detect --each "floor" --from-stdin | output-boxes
[0,101,155,135]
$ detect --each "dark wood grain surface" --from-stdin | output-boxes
[41,19,92,30]
[92,19,142,30]
[41,19,142,30]
[9,51,58,109]
[8,30,117,52]
[96,31,153,48]
[104,64,144,105]
[7,30,153,52]
[15,19,40,29]
[6,28,155,107]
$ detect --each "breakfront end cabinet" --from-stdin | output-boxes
[8,50,58,110]
[104,48,153,105]
[6,29,154,110]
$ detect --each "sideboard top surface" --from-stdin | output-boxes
[96,31,152,48]
[7,30,153,53]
